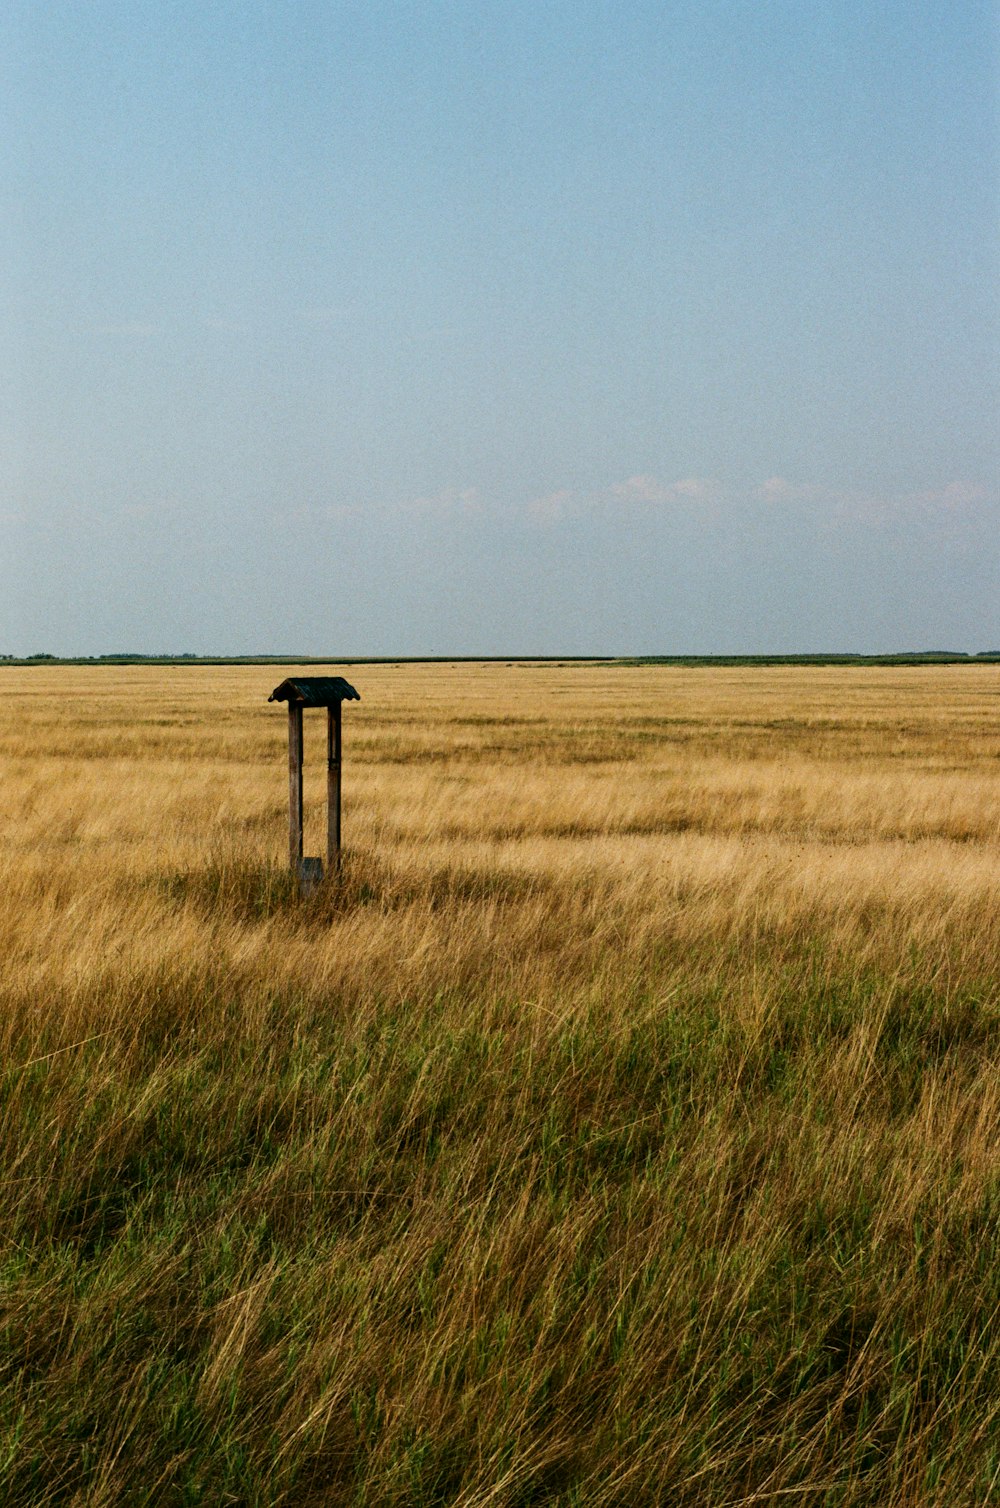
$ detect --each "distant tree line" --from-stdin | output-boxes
[2,651,999,666]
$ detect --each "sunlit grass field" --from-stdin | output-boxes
[1,663,998,1506]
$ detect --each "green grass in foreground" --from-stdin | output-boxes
[1,867,997,1505]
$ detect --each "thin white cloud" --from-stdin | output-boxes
[748,477,996,537]
[905,481,992,512]
[401,487,482,515]
[610,474,668,503]
[610,474,722,505]
[527,488,576,524]
[758,477,994,510]
[754,476,827,505]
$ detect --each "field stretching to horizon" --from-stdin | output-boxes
[1,662,998,1506]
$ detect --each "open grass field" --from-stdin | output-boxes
[1,662,998,1506]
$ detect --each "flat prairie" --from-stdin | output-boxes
[1,663,998,1506]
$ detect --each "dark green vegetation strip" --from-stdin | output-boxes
[3,653,999,668]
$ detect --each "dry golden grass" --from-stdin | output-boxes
[0,663,998,1505]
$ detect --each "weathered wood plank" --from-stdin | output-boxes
[298,856,323,895]
[327,702,342,872]
[288,702,303,872]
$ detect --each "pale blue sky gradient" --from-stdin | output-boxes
[3,1,997,654]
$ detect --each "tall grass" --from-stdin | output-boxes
[0,664,998,1505]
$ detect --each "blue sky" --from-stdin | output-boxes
[3,0,997,654]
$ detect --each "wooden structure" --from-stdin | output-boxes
[268,676,361,888]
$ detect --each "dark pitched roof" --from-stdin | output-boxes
[268,676,361,707]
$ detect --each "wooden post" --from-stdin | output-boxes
[327,701,342,872]
[288,702,303,874]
